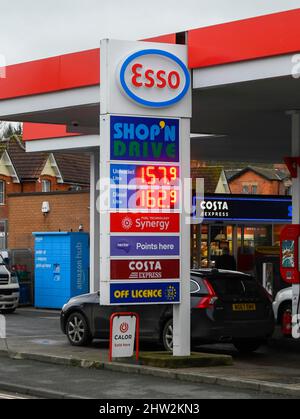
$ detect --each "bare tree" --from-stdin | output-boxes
[0,122,22,139]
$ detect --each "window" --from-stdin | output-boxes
[69,185,82,192]
[42,180,51,193]
[0,220,8,249]
[0,181,5,204]
[190,279,201,294]
[251,185,258,194]
[242,185,249,194]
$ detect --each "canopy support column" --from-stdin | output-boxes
[90,151,100,293]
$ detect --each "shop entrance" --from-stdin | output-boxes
[194,223,274,274]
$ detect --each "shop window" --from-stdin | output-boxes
[190,280,201,294]
[0,181,5,204]
[42,180,51,193]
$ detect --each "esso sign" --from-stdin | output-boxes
[119,49,190,108]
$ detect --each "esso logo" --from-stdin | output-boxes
[119,49,190,108]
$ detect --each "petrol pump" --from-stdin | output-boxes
[280,225,300,338]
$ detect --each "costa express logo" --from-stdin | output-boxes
[110,259,180,280]
[119,49,190,108]
[110,115,179,162]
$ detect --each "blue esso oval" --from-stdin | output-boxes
[119,49,190,108]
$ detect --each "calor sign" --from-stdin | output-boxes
[119,49,191,108]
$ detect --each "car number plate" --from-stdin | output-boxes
[232,303,257,312]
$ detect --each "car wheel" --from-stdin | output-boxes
[66,312,92,347]
[233,339,263,354]
[162,319,173,352]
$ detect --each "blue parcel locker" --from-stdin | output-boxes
[33,232,89,309]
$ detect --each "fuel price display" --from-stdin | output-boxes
[110,164,180,210]
[136,165,179,186]
[111,164,180,187]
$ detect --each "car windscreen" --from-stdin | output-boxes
[208,274,262,299]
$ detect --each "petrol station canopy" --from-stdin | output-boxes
[0,9,300,162]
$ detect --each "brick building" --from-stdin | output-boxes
[8,190,90,250]
[226,166,291,196]
[0,137,90,249]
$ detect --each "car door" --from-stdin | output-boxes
[126,304,169,340]
[91,297,139,339]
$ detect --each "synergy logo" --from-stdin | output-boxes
[111,213,180,234]
[119,49,190,108]
[121,216,133,231]
[111,115,179,162]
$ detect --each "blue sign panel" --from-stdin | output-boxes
[111,164,137,186]
[193,195,292,223]
[110,282,180,305]
[111,236,180,257]
[110,115,180,162]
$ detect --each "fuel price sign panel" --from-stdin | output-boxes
[100,39,191,308]
[106,115,182,305]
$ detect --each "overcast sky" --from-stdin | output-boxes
[1,0,300,64]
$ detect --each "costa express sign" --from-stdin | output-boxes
[111,259,180,280]
[119,49,190,108]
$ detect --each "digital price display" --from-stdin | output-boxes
[111,188,180,210]
[136,189,179,210]
[136,165,179,186]
[111,164,180,187]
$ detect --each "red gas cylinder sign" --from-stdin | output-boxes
[280,225,300,284]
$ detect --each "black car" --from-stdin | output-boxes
[60,269,275,354]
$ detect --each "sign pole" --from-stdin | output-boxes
[173,118,191,356]
[99,39,191,357]
[291,111,300,338]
